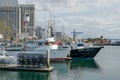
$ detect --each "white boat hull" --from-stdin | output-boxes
[7,48,70,61]
[50,48,69,61]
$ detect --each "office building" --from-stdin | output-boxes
[0,0,35,39]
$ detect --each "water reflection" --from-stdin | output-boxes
[0,70,49,80]
[0,71,18,80]
[0,59,101,80]
[67,59,100,70]
[17,71,49,80]
[51,59,100,71]
[50,59,101,80]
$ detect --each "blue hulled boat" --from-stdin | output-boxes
[70,42,103,59]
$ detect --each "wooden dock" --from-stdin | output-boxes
[0,65,54,72]
[0,49,54,72]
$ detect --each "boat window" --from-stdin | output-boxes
[77,43,84,46]
[45,42,49,45]
[38,42,42,45]
[43,43,45,45]
[49,42,54,45]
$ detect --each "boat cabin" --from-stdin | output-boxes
[25,37,58,50]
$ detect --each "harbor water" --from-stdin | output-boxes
[0,46,120,80]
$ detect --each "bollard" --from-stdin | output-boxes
[47,49,50,68]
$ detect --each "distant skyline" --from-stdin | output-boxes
[18,0,120,39]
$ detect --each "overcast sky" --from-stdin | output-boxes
[18,0,120,39]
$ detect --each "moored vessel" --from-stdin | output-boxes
[24,37,70,61]
[7,37,70,61]
[69,29,103,59]
[69,42,103,59]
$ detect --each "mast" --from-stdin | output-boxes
[73,29,76,41]
[50,0,55,38]
[71,29,83,41]
[47,21,54,38]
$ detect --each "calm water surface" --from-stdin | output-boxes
[0,46,120,80]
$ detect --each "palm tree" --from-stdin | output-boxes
[0,20,12,40]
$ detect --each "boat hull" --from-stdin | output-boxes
[7,48,69,61]
[50,49,69,61]
[70,46,103,59]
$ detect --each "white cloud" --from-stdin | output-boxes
[18,0,120,39]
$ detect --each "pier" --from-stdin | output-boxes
[0,65,54,72]
[0,49,54,72]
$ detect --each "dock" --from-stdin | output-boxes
[0,65,54,72]
[94,43,120,46]
[0,49,54,72]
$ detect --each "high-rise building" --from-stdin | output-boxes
[0,0,20,39]
[0,0,35,39]
[20,4,35,35]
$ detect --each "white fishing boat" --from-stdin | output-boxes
[23,37,70,61]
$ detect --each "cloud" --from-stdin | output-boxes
[18,0,120,38]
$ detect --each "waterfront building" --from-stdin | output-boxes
[0,0,20,39]
[20,4,35,35]
[0,0,35,40]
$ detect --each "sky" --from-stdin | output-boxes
[18,0,120,39]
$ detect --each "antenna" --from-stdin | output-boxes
[50,0,55,37]
[71,30,83,41]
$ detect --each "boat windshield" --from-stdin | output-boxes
[45,42,49,45]
[77,43,84,47]
[45,42,55,45]
[49,42,55,45]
